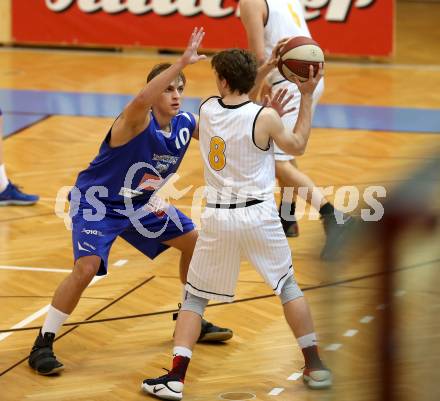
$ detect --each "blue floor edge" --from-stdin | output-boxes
[1,88,439,136]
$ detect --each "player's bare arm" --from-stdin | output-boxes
[110,27,206,147]
[260,64,323,155]
[191,113,200,140]
[240,0,266,65]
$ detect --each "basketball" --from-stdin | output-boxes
[277,36,324,82]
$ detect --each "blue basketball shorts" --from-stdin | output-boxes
[71,201,195,275]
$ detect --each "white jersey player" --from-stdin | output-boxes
[240,0,353,259]
[142,48,331,401]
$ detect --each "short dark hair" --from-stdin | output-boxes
[147,63,186,86]
[211,49,257,94]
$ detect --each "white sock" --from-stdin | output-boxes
[297,333,318,349]
[173,346,192,359]
[0,164,8,192]
[42,305,70,336]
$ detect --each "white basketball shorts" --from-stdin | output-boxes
[185,198,294,302]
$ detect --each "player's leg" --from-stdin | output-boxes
[279,277,332,389]
[0,112,39,205]
[276,158,300,237]
[162,229,197,285]
[142,294,208,400]
[28,212,119,375]
[50,255,101,314]
[273,81,301,237]
[162,230,233,343]
[28,255,102,375]
[142,208,241,399]
[276,159,354,260]
[276,158,333,215]
[121,204,232,342]
[242,200,331,389]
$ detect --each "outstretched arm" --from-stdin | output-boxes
[110,27,206,147]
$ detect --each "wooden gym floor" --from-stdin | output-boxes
[0,2,439,400]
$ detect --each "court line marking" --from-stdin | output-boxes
[219,392,256,400]
[0,275,104,343]
[360,315,375,324]
[287,372,303,381]
[268,388,284,396]
[113,259,128,267]
[0,275,154,376]
[325,343,342,351]
[343,329,359,337]
[0,265,71,273]
[2,257,436,334]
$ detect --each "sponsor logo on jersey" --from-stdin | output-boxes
[137,173,163,191]
[77,241,96,252]
[155,162,169,174]
[118,187,144,199]
[152,154,179,165]
[81,228,104,236]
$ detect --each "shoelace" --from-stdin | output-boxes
[7,182,22,191]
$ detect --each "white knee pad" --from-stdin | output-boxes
[181,292,209,317]
[279,275,303,305]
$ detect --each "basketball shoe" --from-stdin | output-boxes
[28,330,64,375]
[320,214,356,261]
[303,366,332,389]
[142,373,184,400]
[173,306,233,342]
[0,181,39,206]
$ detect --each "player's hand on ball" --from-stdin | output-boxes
[266,38,289,68]
[293,63,324,96]
[264,88,296,117]
[181,27,207,66]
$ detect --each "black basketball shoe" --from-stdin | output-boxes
[28,330,64,375]
[320,214,356,261]
[198,319,233,342]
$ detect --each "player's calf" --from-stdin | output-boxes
[279,277,332,389]
[172,301,233,343]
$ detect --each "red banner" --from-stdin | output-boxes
[12,0,394,57]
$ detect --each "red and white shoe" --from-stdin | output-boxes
[303,367,332,389]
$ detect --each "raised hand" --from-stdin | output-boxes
[180,27,207,66]
[293,63,324,96]
[264,88,296,117]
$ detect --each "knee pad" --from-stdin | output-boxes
[279,275,303,305]
[181,292,209,317]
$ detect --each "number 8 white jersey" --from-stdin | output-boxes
[199,97,276,204]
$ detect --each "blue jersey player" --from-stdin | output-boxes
[28,28,232,376]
